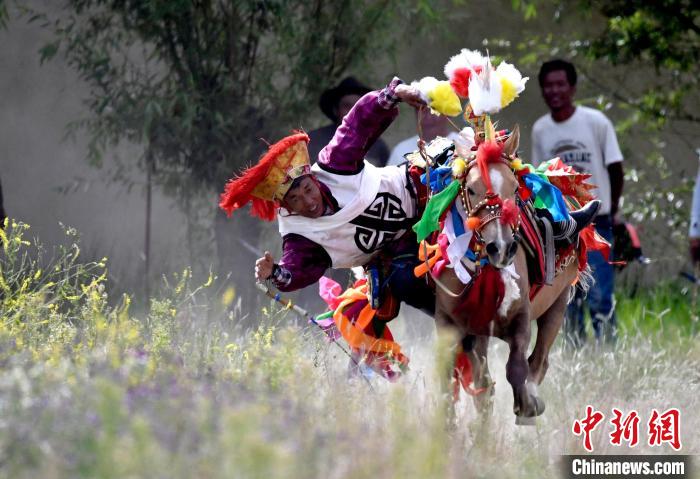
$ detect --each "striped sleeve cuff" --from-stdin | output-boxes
[378,77,404,110]
[270,264,292,288]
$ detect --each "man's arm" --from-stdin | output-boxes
[600,113,624,219]
[607,162,624,219]
[317,78,404,174]
[255,234,332,292]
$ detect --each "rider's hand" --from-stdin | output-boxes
[255,251,275,282]
[395,84,426,109]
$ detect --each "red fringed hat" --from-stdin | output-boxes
[219,132,311,221]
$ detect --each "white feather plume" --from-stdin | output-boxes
[443,48,487,78]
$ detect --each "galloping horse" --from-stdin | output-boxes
[432,128,588,425]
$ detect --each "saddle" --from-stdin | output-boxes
[518,200,554,288]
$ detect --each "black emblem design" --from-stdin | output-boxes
[350,193,411,254]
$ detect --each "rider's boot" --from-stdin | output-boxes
[537,199,601,246]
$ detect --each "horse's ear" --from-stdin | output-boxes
[504,124,520,158]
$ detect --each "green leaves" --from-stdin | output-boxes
[38,40,60,64]
[499,0,700,274]
[25,0,435,208]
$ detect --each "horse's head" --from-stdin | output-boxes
[462,126,521,269]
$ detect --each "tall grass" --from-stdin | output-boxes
[1,221,697,479]
[616,280,699,338]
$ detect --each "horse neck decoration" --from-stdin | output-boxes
[434,125,588,426]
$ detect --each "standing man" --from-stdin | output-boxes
[307,76,390,167]
[531,59,624,347]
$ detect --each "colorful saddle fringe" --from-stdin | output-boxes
[318,277,409,381]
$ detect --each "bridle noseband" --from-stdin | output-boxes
[460,155,522,250]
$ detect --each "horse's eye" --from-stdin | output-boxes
[467,187,475,196]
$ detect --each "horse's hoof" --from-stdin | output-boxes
[515,415,537,426]
[532,395,546,416]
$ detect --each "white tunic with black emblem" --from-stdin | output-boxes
[277,161,416,268]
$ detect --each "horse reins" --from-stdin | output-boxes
[415,110,470,298]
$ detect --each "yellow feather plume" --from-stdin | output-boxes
[500,77,518,108]
[428,81,463,117]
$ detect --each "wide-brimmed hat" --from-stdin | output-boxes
[319,76,372,122]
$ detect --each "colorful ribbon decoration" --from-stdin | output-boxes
[413,180,461,242]
[319,277,409,380]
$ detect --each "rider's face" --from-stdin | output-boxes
[541,70,575,112]
[282,176,324,218]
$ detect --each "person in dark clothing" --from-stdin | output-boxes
[307,76,390,167]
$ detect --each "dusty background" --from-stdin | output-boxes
[1,1,696,301]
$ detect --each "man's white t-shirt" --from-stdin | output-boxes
[387,132,461,166]
[690,159,700,238]
[531,106,623,215]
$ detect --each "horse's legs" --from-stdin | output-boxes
[528,286,570,385]
[505,310,543,424]
[434,307,461,427]
[464,335,495,415]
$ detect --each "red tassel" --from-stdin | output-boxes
[250,198,277,221]
[453,265,505,334]
[219,133,309,218]
[519,189,532,201]
[450,68,471,98]
[476,141,504,195]
[452,351,487,400]
[579,225,611,262]
[500,198,518,227]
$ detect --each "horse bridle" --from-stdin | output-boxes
[415,129,522,296]
[460,155,522,253]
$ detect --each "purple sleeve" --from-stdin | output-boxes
[317,77,403,174]
[272,233,332,292]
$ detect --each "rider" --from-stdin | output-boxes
[220,77,599,316]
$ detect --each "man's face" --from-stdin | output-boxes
[541,70,575,111]
[282,176,324,218]
[333,94,362,123]
[418,107,449,133]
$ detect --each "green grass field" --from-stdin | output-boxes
[1,221,697,478]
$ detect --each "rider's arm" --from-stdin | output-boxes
[270,233,332,292]
[317,77,403,175]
